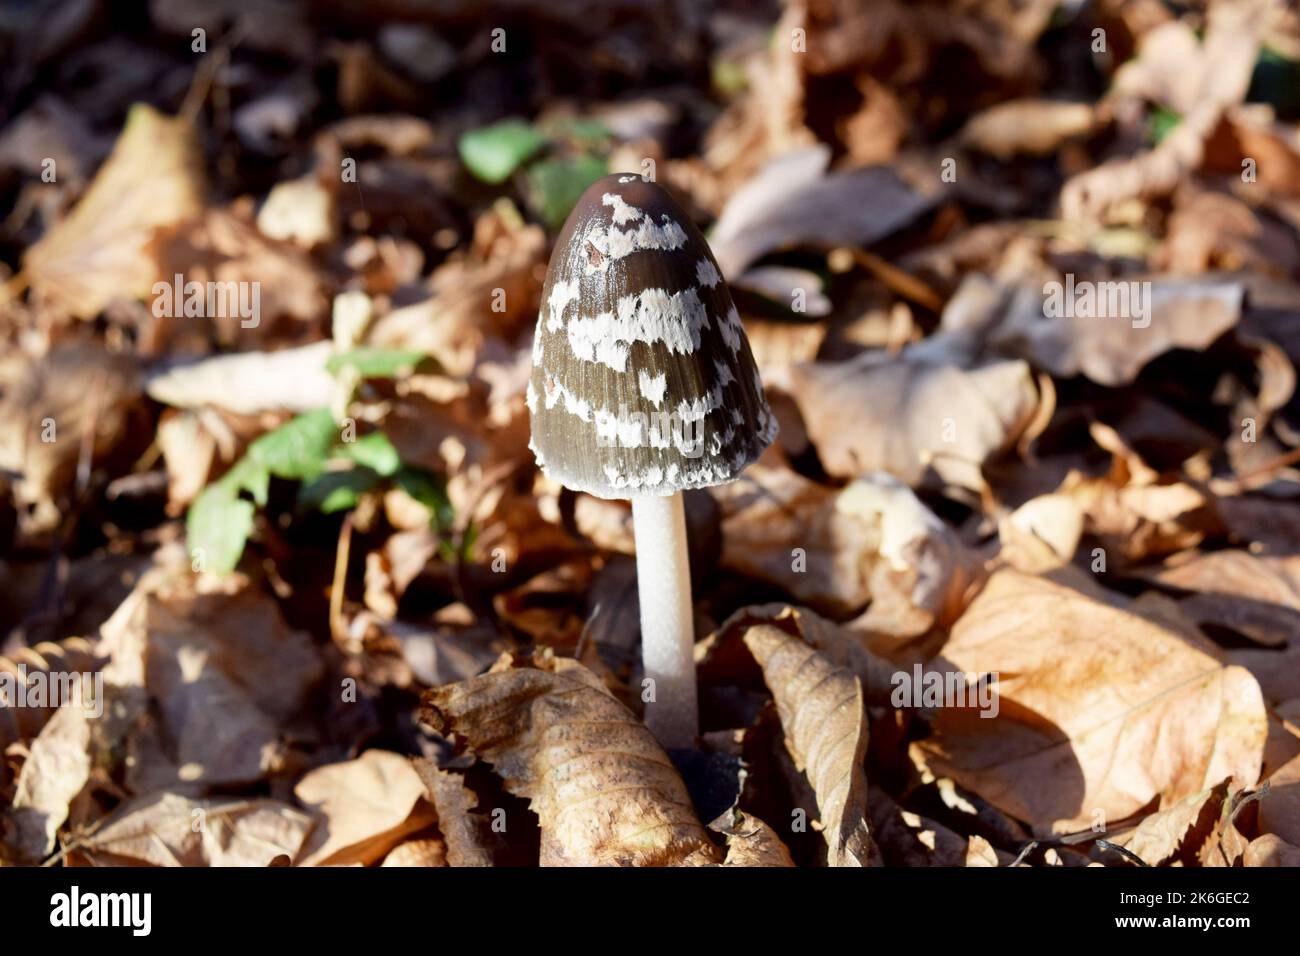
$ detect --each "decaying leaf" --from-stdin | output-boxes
[714,469,981,631]
[421,654,720,866]
[742,624,878,866]
[789,353,1040,492]
[960,99,1096,159]
[21,104,205,319]
[295,750,437,866]
[411,759,503,867]
[0,345,143,533]
[708,145,942,279]
[1119,778,1234,866]
[1140,550,1300,647]
[916,569,1268,834]
[710,808,795,867]
[73,793,316,867]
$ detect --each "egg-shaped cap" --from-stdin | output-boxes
[527,173,777,499]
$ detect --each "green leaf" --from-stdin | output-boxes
[1148,105,1182,145]
[541,116,613,146]
[187,484,256,575]
[248,408,337,480]
[336,431,402,477]
[325,348,431,379]
[395,467,454,531]
[459,119,546,184]
[527,153,608,231]
[299,468,381,514]
[223,456,270,506]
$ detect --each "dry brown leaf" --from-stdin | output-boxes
[1244,833,1300,866]
[1257,752,1300,847]
[421,654,719,866]
[380,838,447,867]
[708,145,941,279]
[915,569,1268,834]
[151,207,328,339]
[0,345,143,534]
[1141,550,1300,647]
[113,569,324,793]
[146,341,336,416]
[960,99,1096,159]
[1120,778,1233,866]
[710,808,795,867]
[411,760,503,867]
[295,750,436,867]
[945,276,1244,388]
[743,624,878,866]
[790,353,1039,493]
[21,104,205,319]
[705,603,898,707]
[74,793,315,867]
[997,493,1084,573]
[1060,1,1269,221]
[714,469,981,634]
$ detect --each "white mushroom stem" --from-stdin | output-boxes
[631,491,698,749]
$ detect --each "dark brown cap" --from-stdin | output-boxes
[527,173,776,499]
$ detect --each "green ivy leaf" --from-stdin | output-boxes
[336,431,402,477]
[186,483,256,575]
[248,408,337,480]
[527,153,608,231]
[459,119,546,184]
[325,348,430,379]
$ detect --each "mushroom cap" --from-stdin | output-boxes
[527,173,777,499]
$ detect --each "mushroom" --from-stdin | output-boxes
[527,173,777,748]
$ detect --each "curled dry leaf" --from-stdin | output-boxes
[789,352,1040,493]
[997,493,1084,574]
[411,759,502,867]
[73,793,316,867]
[1119,777,1234,867]
[295,750,437,866]
[710,808,795,867]
[421,654,719,866]
[705,602,898,707]
[713,469,981,632]
[742,624,878,866]
[21,104,205,320]
[915,569,1268,834]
